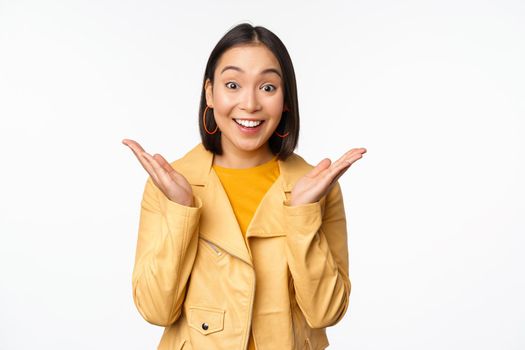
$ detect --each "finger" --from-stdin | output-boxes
[311,148,367,197]
[314,148,361,180]
[138,151,162,184]
[124,144,158,179]
[339,148,365,163]
[328,151,365,182]
[313,152,353,185]
[342,152,364,167]
[331,148,366,171]
[322,161,354,197]
[153,154,188,184]
[122,139,146,155]
[331,163,352,185]
[326,150,352,171]
[153,153,175,174]
[123,140,153,168]
[307,158,331,178]
[122,140,159,180]
[142,152,173,187]
[321,154,358,185]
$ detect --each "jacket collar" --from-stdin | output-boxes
[175,143,312,192]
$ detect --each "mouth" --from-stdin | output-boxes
[233,118,265,128]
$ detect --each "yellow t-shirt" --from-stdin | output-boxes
[213,156,280,238]
[212,155,280,350]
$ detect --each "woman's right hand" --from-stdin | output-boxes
[122,139,194,207]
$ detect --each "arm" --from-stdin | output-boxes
[284,181,350,328]
[132,176,202,326]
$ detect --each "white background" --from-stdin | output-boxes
[1,0,524,349]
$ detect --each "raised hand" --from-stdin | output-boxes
[290,148,367,206]
[122,139,194,207]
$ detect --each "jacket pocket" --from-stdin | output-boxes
[188,306,225,336]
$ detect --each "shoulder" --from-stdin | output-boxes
[283,152,315,170]
[278,152,316,190]
[168,143,208,167]
[168,143,213,186]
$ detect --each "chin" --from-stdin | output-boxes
[236,143,262,152]
[234,140,268,153]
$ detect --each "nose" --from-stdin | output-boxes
[239,87,261,113]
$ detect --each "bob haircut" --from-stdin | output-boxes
[198,23,300,160]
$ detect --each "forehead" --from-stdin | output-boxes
[215,44,282,76]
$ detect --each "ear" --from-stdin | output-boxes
[204,78,214,107]
[283,104,290,112]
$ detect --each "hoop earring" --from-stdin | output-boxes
[274,130,289,138]
[275,109,290,138]
[203,105,219,135]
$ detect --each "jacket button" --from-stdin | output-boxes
[202,323,209,331]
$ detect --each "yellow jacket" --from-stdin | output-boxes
[132,143,351,350]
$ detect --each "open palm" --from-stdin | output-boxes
[290,148,367,206]
[122,139,194,207]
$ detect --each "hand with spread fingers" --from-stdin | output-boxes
[122,139,194,207]
[290,148,367,206]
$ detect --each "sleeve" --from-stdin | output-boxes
[283,181,350,328]
[131,176,202,326]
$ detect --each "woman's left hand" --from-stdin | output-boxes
[289,147,367,206]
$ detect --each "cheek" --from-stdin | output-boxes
[267,96,285,119]
[213,94,236,114]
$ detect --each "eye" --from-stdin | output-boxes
[262,84,276,92]
[225,81,239,89]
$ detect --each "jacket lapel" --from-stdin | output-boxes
[245,153,314,239]
[244,178,286,238]
[173,144,251,265]
[199,170,253,266]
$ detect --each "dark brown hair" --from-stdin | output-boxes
[198,23,300,160]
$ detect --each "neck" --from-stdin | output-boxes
[214,143,274,169]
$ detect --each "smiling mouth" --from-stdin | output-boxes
[234,119,264,128]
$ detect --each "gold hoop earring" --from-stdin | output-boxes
[203,106,219,135]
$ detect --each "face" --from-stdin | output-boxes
[205,44,286,160]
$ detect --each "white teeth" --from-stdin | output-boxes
[235,119,263,128]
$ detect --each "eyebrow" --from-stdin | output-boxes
[220,65,282,79]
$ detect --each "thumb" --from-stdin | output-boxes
[307,158,331,178]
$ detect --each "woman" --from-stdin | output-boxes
[123,22,366,350]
